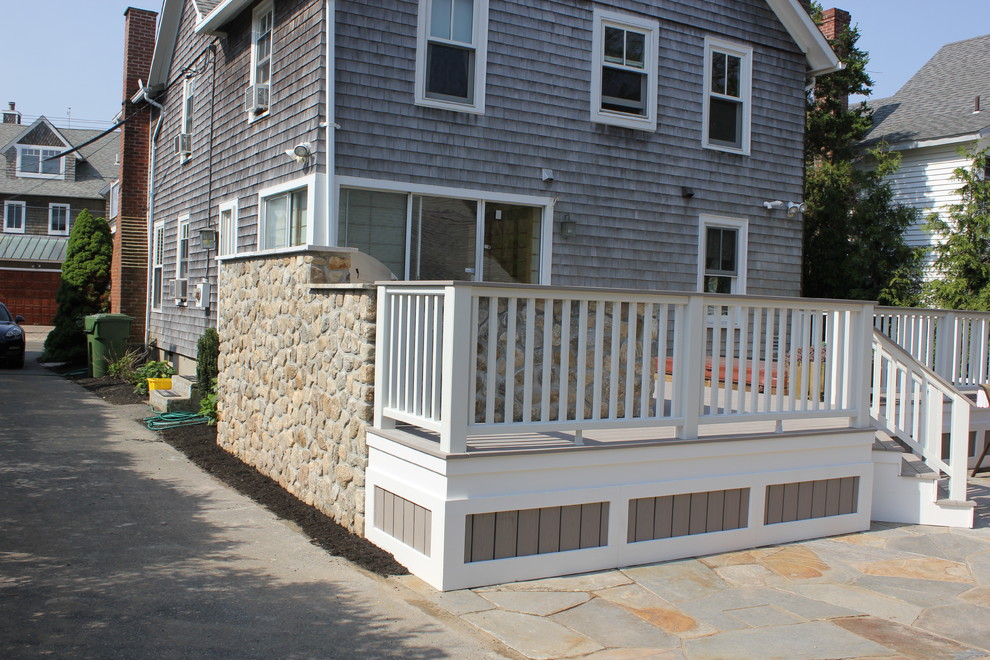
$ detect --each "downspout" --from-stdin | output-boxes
[142,86,166,349]
[325,0,336,245]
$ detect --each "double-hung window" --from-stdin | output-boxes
[176,217,191,281]
[703,37,752,154]
[218,200,238,257]
[260,183,309,250]
[49,204,70,235]
[152,221,165,310]
[17,146,63,178]
[591,9,659,131]
[416,0,489,112]
[248,1,274,118]
[699,216,748,295]
[3,201,26,233]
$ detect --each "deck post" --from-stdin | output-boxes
[851,302,875,429]
[949,393,971,501]
[374,285,394,430]
[935,310,955,382]
[676,295,703,439]
[440,284,471,453]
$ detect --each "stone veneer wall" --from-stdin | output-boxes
[217,249,376,534]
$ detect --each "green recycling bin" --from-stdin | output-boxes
[84,313,134,377]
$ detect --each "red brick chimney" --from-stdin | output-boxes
[110,7,158,346]
[818,8,851,47]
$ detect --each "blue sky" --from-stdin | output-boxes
[0,1,985,128]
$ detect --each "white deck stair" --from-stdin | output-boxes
[149,375,200,413]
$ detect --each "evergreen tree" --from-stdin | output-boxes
[42,209,113,364]
[802,4,921,303]
[923,148,990,310]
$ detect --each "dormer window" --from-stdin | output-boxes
[17,146,64,178]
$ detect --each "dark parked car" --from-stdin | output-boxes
[0,302,25,369]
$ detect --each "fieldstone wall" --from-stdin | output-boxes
[217,249,376,534]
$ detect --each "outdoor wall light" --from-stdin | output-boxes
[285,142,313,163]
[763,200,785,210]
[198,228,217,250]
[787,202,808,217]
[560,214,577,238]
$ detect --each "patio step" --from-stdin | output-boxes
[900,453,937,480]
[149,375,200,413]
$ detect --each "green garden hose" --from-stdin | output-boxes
[144,411,210,430]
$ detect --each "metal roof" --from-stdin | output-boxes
[0,234,68,263]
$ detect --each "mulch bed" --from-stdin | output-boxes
[55,363,407,577]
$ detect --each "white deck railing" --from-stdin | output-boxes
[875,306,990,387]
[871,330,971,502]
[375,283,875,453]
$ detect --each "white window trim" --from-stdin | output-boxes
[697,215,748,295]
[152,221,166,312]
[258,175,320,251]
[414,0,490,114]
[15,145,65,179]
[48,203,71,236]
[248,0,274,122]
[176,215,191,283]
[217,198,239,258]
[590,8,659,131]
[334,176,554,284]
[109,180,120,219]
[702,36,753,155]
[3,201,26,233]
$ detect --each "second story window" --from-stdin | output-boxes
[703,37,752,154]
[17,146,63,178]
[416,0,489,113]
[3,201,25,233]
[176,217,191,280]
[591,9,659,131]
[49,204,70,235]
[247,1,274,118]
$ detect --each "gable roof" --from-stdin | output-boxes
[864,34,990,149]
[0,121,119,200]
[0,117,78,159]
[146,0,840,91]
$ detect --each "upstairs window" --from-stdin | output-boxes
[4,201,25,233]
[248,1,274,118]
[49,204,70,235]
[176,217,191,280]
[17,146,63,178]
[591,9,658,131]
[703,37,752,154]
[152,222,165,311]
[416,0,489,113]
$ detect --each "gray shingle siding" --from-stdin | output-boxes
[335,0,807,295]
[150,0,326,361]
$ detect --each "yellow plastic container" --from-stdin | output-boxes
[147,377,173,391]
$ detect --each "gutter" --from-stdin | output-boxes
[325,0,336,245]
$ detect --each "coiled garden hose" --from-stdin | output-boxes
[144,411,211,430]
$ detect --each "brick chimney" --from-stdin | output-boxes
[110,7,158,346]
[818,8,851,52]
[3,102,21,124]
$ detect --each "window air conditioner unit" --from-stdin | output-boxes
[170,278,189,303]
[245,84,270,114]
[174,133,192,156]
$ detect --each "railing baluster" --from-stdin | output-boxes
[540,298,553,423]
[504,297,518,424]
[576,300,588,422]
[624,302,637,419]
[485,296,498,425]
[639,303,654,419]
[657,303,670,418]
[559,300,571,421]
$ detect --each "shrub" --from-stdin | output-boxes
[199,378,218,425]
[132,360,175,395]
[196,327,219,389]
[106,349,142,382]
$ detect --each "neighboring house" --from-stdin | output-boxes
[0,105,118,324]
[139,0,839,374]
[862,34,990,275]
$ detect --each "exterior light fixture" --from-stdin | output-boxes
[786,202,807,217]
[285,142,313,163]
[560,214,577,238]
[763,200,785,210]
[199,228,218,250]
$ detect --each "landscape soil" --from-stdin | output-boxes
[57,366,407,577]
